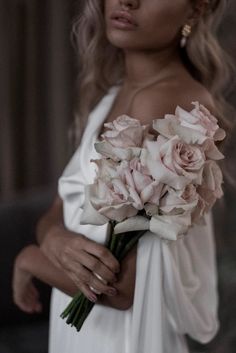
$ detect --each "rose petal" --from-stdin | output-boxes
[98,203,138,222]
[140,181,162,204]
[153,117,208,145]
[203,140,225,160]
[144,203,159,216]
[113,216,150,234]
[150,213,191,241]
[95,141,141,161]
[80,185,109,225]
[214,128,226,141]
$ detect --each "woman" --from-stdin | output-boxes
[12,0,234,352]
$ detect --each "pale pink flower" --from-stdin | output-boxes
[160,136,205,180]
[88,178,139,222]
[95,140,142,162]
[81,157,164,223]
[101,115,149,148]
[196,160,224,213]
[141,136,205,190]
[152,103,226,161]
[159,184,199,215]
[188,102,226,141]
[118,159,164,206]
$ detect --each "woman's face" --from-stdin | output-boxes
[105,0,194,51]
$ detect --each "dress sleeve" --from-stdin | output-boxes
[161,210,219,343]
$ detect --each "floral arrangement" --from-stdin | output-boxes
[61,102,226,331]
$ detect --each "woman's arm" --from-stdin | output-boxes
[13,242,137,311]
[36,196,64,246]
[35,196,137,310]
[13,245,78,298]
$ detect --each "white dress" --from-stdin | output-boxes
[49,85,219,353]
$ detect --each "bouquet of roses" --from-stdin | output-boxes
[61,102,226,331]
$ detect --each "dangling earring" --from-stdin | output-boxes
[180,24,192,48]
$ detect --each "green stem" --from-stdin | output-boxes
[76,300,94,332]
[71,295,87,327]
[118,230,147,261]
[60,292,82,319]
[110,233,119,253]
[106,221,115,248]
[113,234,127,258]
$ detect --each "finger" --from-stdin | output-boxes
[62,248,117,285]
[24,294,42,313]
[66,262,117,296]
[14,296,35,314]
[93,271,108,285]
[64,261,92,285]
[27,290,40,307]
[89,275,118,297]
[84,241,120,274]
[68,272,98,303]
[27,283,39,299]
[81,283,99,303]
[25,290,42,312]
[33,301,43,313]
[64,260,117,296]
[77,250,118,284]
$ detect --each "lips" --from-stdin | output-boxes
[110,10,138,27]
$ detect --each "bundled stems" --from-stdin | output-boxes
[60,224,146,332]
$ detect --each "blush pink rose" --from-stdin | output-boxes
[196,160,224,213]
[118,159,164,206]
[82,159,141,222]
[101,115,149,148]
[142,136,205,190]
[159,184,199,215]
[89,178,139,222]
[187,102,226,141]
[92,158,117,181]
[160,135,205,182]
[146,184,200,240]
[152,103,226,152]
[86,157,165,223]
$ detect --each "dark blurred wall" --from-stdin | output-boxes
[0,0,75,200]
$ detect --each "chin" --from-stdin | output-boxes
[106,28,172,52]
[106,29,131,47]
[106,30,143,50]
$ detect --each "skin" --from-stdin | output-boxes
[105,0,192,52]
[13,0,214,314]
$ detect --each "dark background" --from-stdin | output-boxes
[0,0,235,352]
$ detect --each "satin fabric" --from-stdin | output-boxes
[49,86,219,353]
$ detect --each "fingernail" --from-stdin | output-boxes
[89,294,97,302]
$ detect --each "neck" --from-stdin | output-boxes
[123,46,183,90]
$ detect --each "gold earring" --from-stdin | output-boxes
[180,24,192,48]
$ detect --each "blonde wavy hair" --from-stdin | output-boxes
[71,0,235,160]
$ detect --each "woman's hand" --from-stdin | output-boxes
[40,225,121,302]
[12,248,42,314]
[37,196,136,308]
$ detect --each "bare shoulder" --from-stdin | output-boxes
[127,76,215,125]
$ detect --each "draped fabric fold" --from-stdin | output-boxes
[49,86,219,353]
[161,213,219,343]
